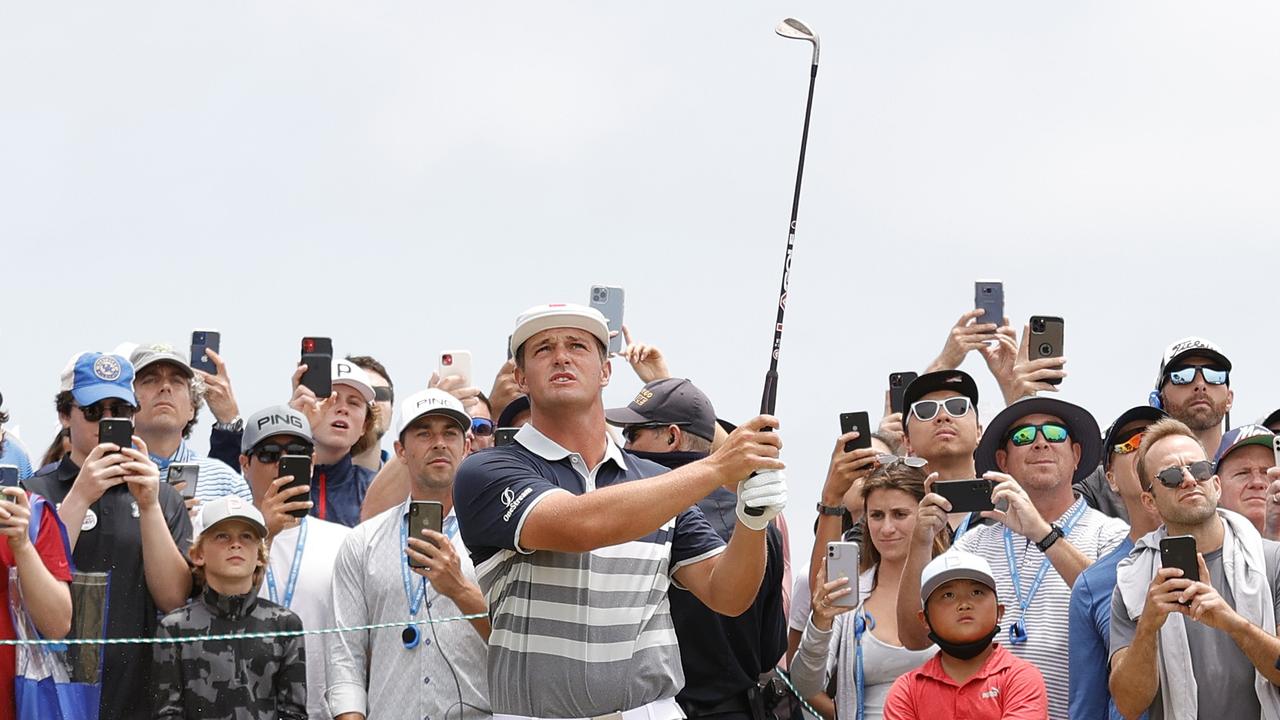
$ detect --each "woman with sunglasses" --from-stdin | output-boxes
[791,463,948,720]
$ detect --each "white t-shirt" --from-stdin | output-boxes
[790,563,812,633]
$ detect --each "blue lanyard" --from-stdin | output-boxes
[265,517,307,609]
[853,609,875,720]
[952,512,974,543]
[1002,500,1086,644]
[400,511,460,617]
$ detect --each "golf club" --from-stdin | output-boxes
[747,18,820,516]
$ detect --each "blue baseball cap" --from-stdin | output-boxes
[59,352,137,407]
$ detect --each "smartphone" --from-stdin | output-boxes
[438,350,473,388]
[299,337,333,399]
[277,455,313,519]
[1272,435,1280,469]
[1160,535,1200,584]
[839,412,873,453]
[888,372,919,415]
[98,418,134,449]
[826,541,860,608]
[167,463,200,500]
[506,334,513,361]
[0,466,18,488]
[494,428,519,447]
[974,280,1004,327]
[589,285,625,355]
[934,478,997,513]
[1029,316,1065,386]
[408,500,444,568]
[190,329,220,374]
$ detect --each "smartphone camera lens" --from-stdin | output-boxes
[303,339,315,352]
[1031,318,1045,332]
[593,288,607,301]
[1039,343,1053,356]
[442,354,453,366]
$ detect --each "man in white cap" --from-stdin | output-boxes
[454,303,789,720]
[289,359,378,527]
[329,388,490,720]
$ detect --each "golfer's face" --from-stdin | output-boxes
[516,328,609,406]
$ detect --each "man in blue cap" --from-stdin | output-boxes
[25,351,193,720]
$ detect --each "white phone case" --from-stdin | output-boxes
[438,350,473,388]
[827,541,860,608]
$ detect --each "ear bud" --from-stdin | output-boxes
[668,434,676,446]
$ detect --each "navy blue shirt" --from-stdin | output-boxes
[311,453,373,528]
[1069,536,1142,720]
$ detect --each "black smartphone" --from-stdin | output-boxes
[933,478,997,513]
[190,329,220,374]
[494,428,519,447]
[839,412,873,453]
[1160,535,1200,584]
[1029,316,1065,386]
[975,280,1004,326]
[167,463,200,500]
[888,372,919,415]
[277,455,313,519]
[299,337,333,399]
[408,500,444,568]
[98,418,134,449]
[0,465,18,488]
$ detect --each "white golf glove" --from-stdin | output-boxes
[735,470,789,531]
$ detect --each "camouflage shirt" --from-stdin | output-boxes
[153,586,307,720]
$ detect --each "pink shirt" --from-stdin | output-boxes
[882,644,1048,720]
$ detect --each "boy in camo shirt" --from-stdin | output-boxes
[152,496,306,719]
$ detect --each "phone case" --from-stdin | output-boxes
[167,463,200,499]
[1160,535,1200,583]
[839,412,872,452]
[1029,316,1064,386]
[933,479,997,513]
[300,337,333,399]
[0,466,18,488]
[190,330,220,374]
[438,350,473,388]
[99,419,133,449]
[408,501,444,568]
[495,428,519,447]
[826,542,860,607]
[1272,436,1280,468]
[589,285,625,354]
[974,280,1004,326]
[888,372,918,415]
[277,456,313,519]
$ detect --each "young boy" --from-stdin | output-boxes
[883,551,1048,719]
[152,496,307,719]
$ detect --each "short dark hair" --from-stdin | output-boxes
[347,355,393,389]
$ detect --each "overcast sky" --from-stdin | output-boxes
[4,2,1280,570]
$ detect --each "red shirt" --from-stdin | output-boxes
[0,500,74,720]
[882,644,1048,720]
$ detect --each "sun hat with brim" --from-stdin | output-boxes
[920,550,997,604]
[509,303,611,359]
[1101,406,1168,469]
[975,396,1101,483]
[1214,424,1277,472]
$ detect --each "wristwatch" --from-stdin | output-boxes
[1035,523,1065,553]
[212,416,244,433]
[816,502,845,517]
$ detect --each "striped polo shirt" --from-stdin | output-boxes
[153,439,253,504]
[952,495,1128,720]
[454,424,725,718]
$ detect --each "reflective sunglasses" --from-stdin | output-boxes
[76,401,136,422]
[471,418,495,437]
[1112,431,1145,456]
[1167,366,1228,386]
[373,386,395,403]
[1153,459,1215,489]
[252,442,314,464]
[909,397,972,423]
[1006,423,1071,447]
[875,453,928,468]
[622,422,688,444]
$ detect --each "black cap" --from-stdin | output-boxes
[902,370,979,426]
[1263,408,1280,431]
[975,396,1102,483]
[606,378,717,442]
[1101,406,1168,469]
[497,395,531,429]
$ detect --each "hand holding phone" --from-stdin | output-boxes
[888,372,918,415]
[826,542,860,608]
[1160,535,1200,587]
[277,456,313,520]
[1029,316,1065,386]
[190,330,221,375]
[408,501,444,568]
[974,280,1005,326]
[98,419,134,450]
[167,463,200,500]
[438,350,473,388]
[0,466,18,489]
[839,412,873,453]
[933,479,998,513]
[299,337,333,399]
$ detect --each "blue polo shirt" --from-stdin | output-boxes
[1069,536,1143,720]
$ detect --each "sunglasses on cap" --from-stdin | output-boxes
[875,453,928,469]
[1112,431,1145,456]
[1151,459,1214,490]
[1006,423,1070,447]
[251,442,314,464]
[76,401,136,422]
[471,418,495,437]
[1166,366,1228,386]
[621,422,689,444]
[908,397,972,423]
[373,386,394,403]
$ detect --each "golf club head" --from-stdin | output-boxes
[775,18,819,64]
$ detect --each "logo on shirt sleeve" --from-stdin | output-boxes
[501,486,534,522]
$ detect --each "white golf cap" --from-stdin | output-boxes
[920,550,997,604]
[198,495,268,538]
[397,388,471,437]
[332,359,375,403]
[127,342,194,377]
[510,303,611,359]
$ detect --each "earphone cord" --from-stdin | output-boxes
[425,590,487,720]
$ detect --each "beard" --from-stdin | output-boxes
[1159,494,1219,528]
[1166,395,1228,432]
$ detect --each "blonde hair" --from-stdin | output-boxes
[191,530,269,589]
[1135,417,1205,491]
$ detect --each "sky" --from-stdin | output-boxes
[3,2,1280,572]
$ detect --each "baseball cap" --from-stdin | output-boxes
[332,360,375,403]
[128,343,194,378]
[241,405,313,454]
[901,370,979,426]
[974,396,1101,483]
[497,395,531,429]
[198,495,268,538]
[1214,424,1276,472]
[921,550,997,604]
[60,352,137,407]
[1262,408,1280,430]
[606,378,717,442]
[509,303,611,359]
[1155,337,1232,389]
[1101,406,1168,469]
[398,388,471,437]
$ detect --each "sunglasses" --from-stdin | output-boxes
[251,443,314,464]
[1112,431,1145,456]
[875,454,928,468]
[1006,423,1070,447]
[909,397,972,423]
[1167,366,1228,386]
[373,386,394,403]
[1153,460,1215,490]
[76,402,136,422]
[621,423,688,444]
[471,418,495,437]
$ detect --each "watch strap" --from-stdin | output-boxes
[816,502,846,517]
[1036,523,1064,553]
[213,416,244,433]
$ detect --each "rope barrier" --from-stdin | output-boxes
[774,667,823,720]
